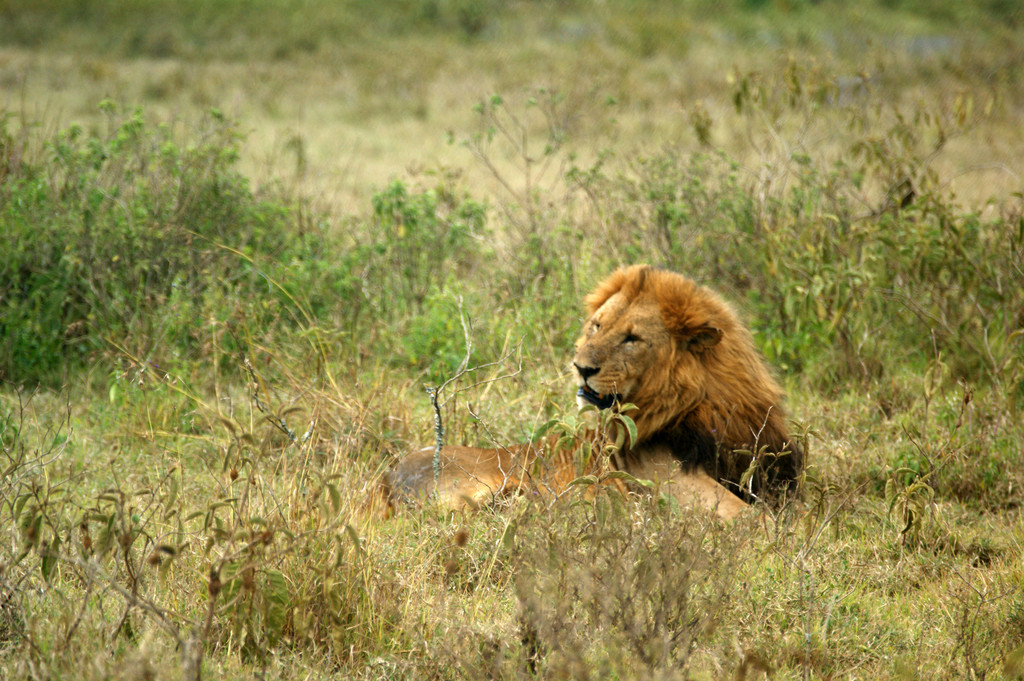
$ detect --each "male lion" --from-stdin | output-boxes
[384,265,803,520]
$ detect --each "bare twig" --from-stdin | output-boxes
[426,298,522,484]
[243,357,297,443]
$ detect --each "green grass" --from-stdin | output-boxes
[1,1,1024,679]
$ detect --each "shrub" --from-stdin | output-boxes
[365,178,487,320]
[0,106,343,385]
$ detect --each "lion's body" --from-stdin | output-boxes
[384,265,802,520]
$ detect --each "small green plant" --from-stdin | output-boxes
[535,402,640,487]
[884,463,936,549]
[367,178,487,318]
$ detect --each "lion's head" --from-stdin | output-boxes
[573,265,800,491]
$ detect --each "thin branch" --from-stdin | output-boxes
[426,299,522,485]
[243,357,297,443]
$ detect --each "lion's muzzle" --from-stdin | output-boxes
[574,363,621,409]
[576,385,620,410]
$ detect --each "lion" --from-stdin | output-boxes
[384,265,803,520]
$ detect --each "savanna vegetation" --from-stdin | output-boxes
[1,1,1023,679]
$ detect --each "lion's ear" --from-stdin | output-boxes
[662,305,723,350]
[684,325,723,351]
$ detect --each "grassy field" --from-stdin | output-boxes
[2,1,1023,679]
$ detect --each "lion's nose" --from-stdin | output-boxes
[574,363,600,381]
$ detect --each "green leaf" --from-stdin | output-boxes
[617,413,638,449]
[163,474,179,512]
[344,524,362,555]
[500,520,517,552]
[884,477,897,507]
[738,457,759,490]
[529,419,559,440]
[12,494,30,525]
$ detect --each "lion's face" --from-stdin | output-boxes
[572,292,670,410]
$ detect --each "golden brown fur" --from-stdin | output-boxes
[383,265,802,519]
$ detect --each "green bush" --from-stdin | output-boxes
[0,103,502,388]
[365,178,487,320]
[0,106,323,385]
